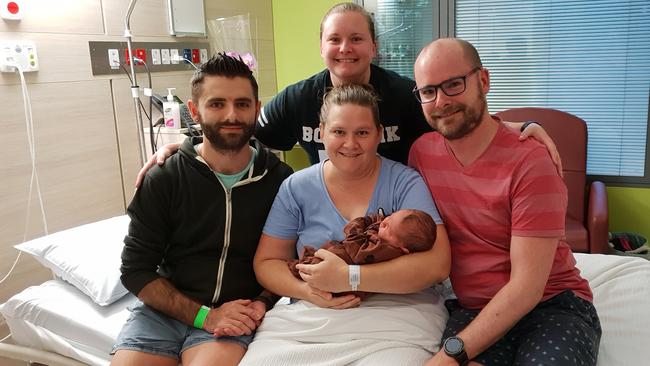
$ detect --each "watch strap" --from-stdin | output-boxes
[520,120,542,132]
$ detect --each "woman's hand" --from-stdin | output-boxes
[518,123,563,177]
[135,142,182,187]
[296,250,349,293]
[302,281,361,309]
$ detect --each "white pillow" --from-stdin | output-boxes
[15,215,130,306]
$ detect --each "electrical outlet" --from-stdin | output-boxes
[161,49,171,64]
[107,48,120,69]
[200,49,208,63]
[151,49,161,65]
[0,40,38,72]
[191,48,200,63]
[134,48,146,64]
[170,49,179,64]
[183,48,192,64]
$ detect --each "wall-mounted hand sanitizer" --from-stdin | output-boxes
[163,88,181,129]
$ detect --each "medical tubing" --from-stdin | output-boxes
[0,64,49,285]
[118,62,151,121]
[16,64,48,237]
[132,57,156,154]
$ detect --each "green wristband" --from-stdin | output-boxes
[193,305,210,329]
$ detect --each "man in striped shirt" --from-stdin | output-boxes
[410,38,601,366]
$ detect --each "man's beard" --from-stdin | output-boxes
[200,116,256,153]
[428,93,487,140]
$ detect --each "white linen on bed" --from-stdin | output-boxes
[239,287,447,366]
[574,253,650,366]
[2,253,649,366]
[0,279,136,366]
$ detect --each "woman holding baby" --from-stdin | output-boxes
[239,84,451,366]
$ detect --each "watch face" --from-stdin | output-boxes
[445,337,464,355]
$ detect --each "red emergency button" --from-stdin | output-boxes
[7,2,19,14]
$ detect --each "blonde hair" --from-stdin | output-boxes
[320,2,376,41]
[319,84,381,128]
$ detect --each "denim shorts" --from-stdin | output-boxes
[111,301,255,358]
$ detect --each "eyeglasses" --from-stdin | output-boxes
[412,67,481,104]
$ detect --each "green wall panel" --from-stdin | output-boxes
[608,187,650,240]
[272,0,341,91]
[272,0,340,171]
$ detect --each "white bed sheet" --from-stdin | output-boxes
[574,253,650,365]
[1,253,650,366]
[0,279,137,366]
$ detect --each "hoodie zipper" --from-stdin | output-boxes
[211,187,232,304]
[209,162,270,305]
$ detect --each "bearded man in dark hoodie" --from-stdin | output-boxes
[111,53,292,366]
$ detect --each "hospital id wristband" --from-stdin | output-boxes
[349,265,361,291]
[193,305,210,329]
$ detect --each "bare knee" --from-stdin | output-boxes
[182,341,246,366]
[110,349,178,366]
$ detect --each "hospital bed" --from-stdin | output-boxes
[2,215,650,365]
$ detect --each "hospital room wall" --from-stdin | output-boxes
[271,0,341,170]
[0,0,276,308]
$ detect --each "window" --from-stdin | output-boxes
[455,0,650,185]
[365,0,434,79]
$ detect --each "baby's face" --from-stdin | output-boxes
[377,210,410,253]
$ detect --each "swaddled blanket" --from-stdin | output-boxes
[239,287,448,366]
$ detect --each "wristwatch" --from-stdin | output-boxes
[443,336,469,366]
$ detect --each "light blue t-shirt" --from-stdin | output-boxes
[263,157,442,256]
[214,147,257,190]
[194,144,257,190]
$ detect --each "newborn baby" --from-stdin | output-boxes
[289,209,437,279]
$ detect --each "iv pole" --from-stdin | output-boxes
[124,0,147,167]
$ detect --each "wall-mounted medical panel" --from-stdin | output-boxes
[88,41,210,76]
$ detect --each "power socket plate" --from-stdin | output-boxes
[0,40,39,73]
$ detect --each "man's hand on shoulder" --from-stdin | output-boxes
[516,121,563,177]
[135,142,182,188]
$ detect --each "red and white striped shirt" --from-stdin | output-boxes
[409,118,592,309]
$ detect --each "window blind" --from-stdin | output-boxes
[373,0,433,79]
[456,0,650,177]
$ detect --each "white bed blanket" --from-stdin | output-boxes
[574,253,650,365]
[2,253,650,366]
[239,287,447,366]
